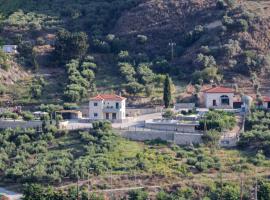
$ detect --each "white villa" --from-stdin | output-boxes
[2,45,18,54]
[89,94,126,122]
[203,86,234,109]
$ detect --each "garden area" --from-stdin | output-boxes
[0,120,270,199]
[239,110,270,157]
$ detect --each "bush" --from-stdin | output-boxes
[216,0,227,9]
[0,111,19,120]
[199,110,236,131]
[118,50,130,62]
[187,158,197,165]
[136,35,148,44]
[162,109,175,119]
[21,111,34,121]
[0,84,6,95]
[92,39,110,53]
[125,82,144,96]
[195,161,208,172]
[192,66,222,84]
[128,190,148,200]
[119,62,136,82]
[63,103,79,110]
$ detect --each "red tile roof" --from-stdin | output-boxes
[263,96,270,102]
[90,94,126,101]
[203,86,234,93]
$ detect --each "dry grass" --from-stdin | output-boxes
[243,0,270,18]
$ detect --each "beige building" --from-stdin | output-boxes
[203,86,234,109]
[262,97,270,109]
[89,94,126,122]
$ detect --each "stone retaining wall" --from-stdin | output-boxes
[0,120,42,129]
[120,130,202,145]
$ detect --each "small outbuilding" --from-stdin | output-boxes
[203,86,234,109]
[2,45,18,54]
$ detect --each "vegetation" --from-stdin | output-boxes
[239,110,270,156]
[200,110,236,132]
[64,57,97,102]
[163,74,173,108]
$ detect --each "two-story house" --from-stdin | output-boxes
[89,94,126,122]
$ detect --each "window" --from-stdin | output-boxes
[106,113,110,119]
[94,102,98,107]
[220,95,230,106]
[213,100,217,106]
[94,113,98,117]
[116,102,119,109]
[112,113,117,120]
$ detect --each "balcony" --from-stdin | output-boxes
[103,106,120,113]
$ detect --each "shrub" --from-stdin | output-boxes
[162,109,175,119]
[21,111,34,121]
[118,50,130,62]
[0,84,6,95]
[192,66,222,84]
[187,158,197,165]
[235,19,249,32]
[128,190,148,200]
[92,39,110,53]
[63,103,79,110]
[195,162,208,172]
[216,0,227,9]
[183,25,205,47]
[125,82,144,96]
[0,111,19,120]
[193,54,216,69]
[118,62,136,82]
[136,35,148,44]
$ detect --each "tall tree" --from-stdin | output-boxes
[54,29,89,65]
[163,74,172,108]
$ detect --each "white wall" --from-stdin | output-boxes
[263,102,270,109]
[89,100,104,120]
[120,131,202,145]
[204,93,234,108]
[89,99,126,120]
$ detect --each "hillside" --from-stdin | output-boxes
[0,0,270,104]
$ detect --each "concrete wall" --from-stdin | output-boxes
[144,122,197,133]
[126,107,163,117]
[89,99,126,120]
[120,130,202,145]
[0,120,42,129]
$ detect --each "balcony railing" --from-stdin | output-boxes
[103,107,120,112]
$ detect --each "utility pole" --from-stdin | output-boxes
[168,42,176,61]
[87,168,94,200]
[77,172,79,200]
[240,175,244,200]
[219,168,223,200]
[255,168,258,200]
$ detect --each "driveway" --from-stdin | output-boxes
[112,112,162,129]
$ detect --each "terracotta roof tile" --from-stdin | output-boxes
[263,96,270,102]
[90,94,126,101]
[203,86,234,93]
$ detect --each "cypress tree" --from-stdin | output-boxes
[163,74,172,108]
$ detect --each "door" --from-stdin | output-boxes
[213,100,217,106]
[268,102,270,109]
[106,113,110,120]
[112,113,117,120]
